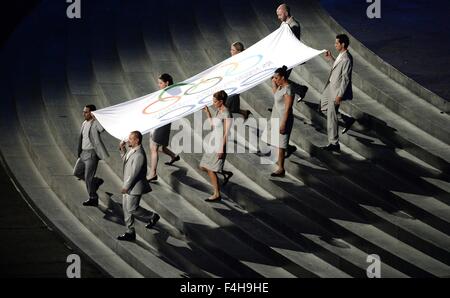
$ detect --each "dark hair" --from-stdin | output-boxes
[85,104,97,112]
[159,73,174,86]
[274,65,289,80]
[130,131,143,145]
[232,41,245,52]
[336,34,350,48]
[213,90,228,103]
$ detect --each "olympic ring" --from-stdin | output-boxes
[219,62,238,75]
[241,68,277,87]
[184,77,223,96]
[142,55,264,116]
[159,82,192,100]
[143,96,181,115]
[197,87,238,105]
[158,104,197,122]
[219,54,263,76]
[143,82,192,115]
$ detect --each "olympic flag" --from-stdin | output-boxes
[92,24,325,140]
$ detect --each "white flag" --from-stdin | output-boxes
[93,24,325,140]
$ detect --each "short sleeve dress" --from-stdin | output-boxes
[199,108,232,172]
[261,84,294,149]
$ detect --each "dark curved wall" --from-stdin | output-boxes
[320,0,450,101]
[0,1,42,47]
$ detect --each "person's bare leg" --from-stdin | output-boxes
[207,170,220,199]
[239,109,251,120]
[276,148,286,173]
[149,143,159,179]
[162,146,176,158]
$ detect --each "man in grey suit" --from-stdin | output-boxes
[276,4,301,40]
[73,104,109,207]
[321,34,353,152]
[117,131,160,242]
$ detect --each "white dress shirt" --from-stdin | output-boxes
[333,50,347,69]
[81,120,94,150]
[125,145,141,162]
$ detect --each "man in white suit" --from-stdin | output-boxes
[73,105,109,207]
[117,131,160,242]
[321,34,353,152]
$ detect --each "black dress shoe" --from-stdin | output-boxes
[268,108,273,112]
[255,151,271,157]
[205,197,222,202]
[82,198,98,207]
[270,171,286,177]
[342,118,355,134]
[222,171,233,186]
[286,145,297,158]
[147,175,158,182]
[297,86,308,102]
[145,214,160,229]
[117,232,136,241]
[165,155,180,166]
[322,143,340,152]
[95,178,104,188]
[243,110,252,120]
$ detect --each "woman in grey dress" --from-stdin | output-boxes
[199,91,233,202]
[148,74,180,181]
[264,66,294,177]
[226,42,251,120]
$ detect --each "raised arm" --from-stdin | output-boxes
[93,117,105,133]
[324,50,335,65]
[271,76,279,94]
[203,106,214,127]
[119,140,127,160]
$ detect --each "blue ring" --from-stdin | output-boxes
[224,54,263,76]
[240,68,277,87]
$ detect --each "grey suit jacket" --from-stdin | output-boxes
[122,146,151,196]
[286,17,301,40]
[77,119,110,160]
[323,50,353,101]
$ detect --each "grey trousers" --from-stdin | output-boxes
[321,97,340,146]
[73,150,100,199]
[122,194,155,233]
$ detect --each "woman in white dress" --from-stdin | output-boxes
[266,66,294,177]
[199,91,233,202]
